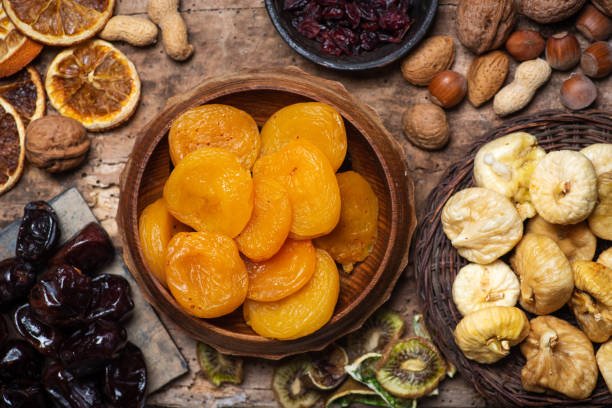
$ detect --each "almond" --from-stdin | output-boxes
[401,36,455,86]
[467,51,510,107]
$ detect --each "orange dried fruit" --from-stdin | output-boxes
[245,239,316,302]
[169,104,260,168]
[166,231,248,318]
[3,0,115,46]
[235,178,292,261]
[253,140,341,240]
[244,248,339,340]
[260,102,347,171]
[0,5,42,78]
[45,39,140,131]
[0,95,25,195]
[315,171,379,272]
[138,198,190,287]
[163,147,254,237]
[0,66,45,127]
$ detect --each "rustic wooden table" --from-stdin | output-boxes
[1,0,610,406]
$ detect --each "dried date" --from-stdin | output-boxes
[43,362,104,408]
[0,381,47,408]
[50,222,115,275]
[0,315,7,346]
[86,274,134,323]
[14,304,64,357]
[29,264,92,327]
[16,201,60,263]
[103,343,147,408]
[0,340,43,382]
[0,258,36,309]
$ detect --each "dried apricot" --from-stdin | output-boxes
[166,231,248,318]
[260,102,347,171]
[235,178,292,261]
[169,104,260,168]
[253,141,341,240]
[138,198,190,286]
[315,171,379,272]
[163,147,254,237]
[243,249,340,340]
[246,239,316,302]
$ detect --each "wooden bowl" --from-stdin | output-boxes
[118,68,416,359]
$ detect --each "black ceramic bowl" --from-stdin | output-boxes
[265,0,438,71]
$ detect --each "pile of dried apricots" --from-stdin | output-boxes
[138,102,379,340]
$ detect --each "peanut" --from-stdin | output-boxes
[493,58,551,117]
[99,16,158,47]
[148,0,194,61]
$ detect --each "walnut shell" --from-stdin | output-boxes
[467,51,510,107]
[402,103,449,150]
[520,0,587,23]
[456,0,517,55]
[593,0,612,16]
[25,116,90,173]
[401,36,455,86]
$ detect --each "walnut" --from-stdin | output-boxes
[25,116,90,173]
[456,0,517,55]
[402,103,449,150]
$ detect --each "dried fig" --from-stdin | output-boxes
[599,248,612,269]
[597,340,612,393]
[589,171,612,240]
[402,103,449,150]
[401,36,455,86]
[519,0,587,23]
[526,216,597,262]
[581,143,612,176]
[456,0,517,55]
[467,51,510,107]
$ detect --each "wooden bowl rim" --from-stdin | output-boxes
[118,67,416,359]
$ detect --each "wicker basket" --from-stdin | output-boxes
[414,110,612,407]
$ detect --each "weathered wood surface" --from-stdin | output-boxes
[0,0,610,406]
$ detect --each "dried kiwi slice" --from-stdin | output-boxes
[306,344,349,390]
[325,378,387,407]
[273,358,323,408]
[196,342,243,387]
[346,308,405,359]
[376,337,446,399]
[413,313,456,378]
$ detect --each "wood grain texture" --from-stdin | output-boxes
[0,0,610,406]
[118,68,416,359]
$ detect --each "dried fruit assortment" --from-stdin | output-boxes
[0,201,147,407]
[284,0,413,56]
[442,136,612,400]
[139,102,380,340]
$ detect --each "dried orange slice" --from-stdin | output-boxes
[0,5,42,78]
[45,39,140,131]
[0,66,45,127]
[2,0,115,46]
[0,95,25,195]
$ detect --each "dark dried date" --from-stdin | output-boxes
[0,258,36,309]
[16,201,60,263]
[49,222,114,275]
[0,340,43,382]
[86,274,134,323]
[59,320,127,377]
[14,304,64,357]
[43,362,104,408]
[103,343,147,408]
[0,315,7,346]
[29,264,92,327]
[0,381,47,408]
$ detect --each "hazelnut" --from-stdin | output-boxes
[576,4,612,41]
[402,103,449,150]
[25,115,90,173]
[545,32,581,71]
[428,71,467,109]
[560,73,598,110]
[581,41,612,78]
[505,30,545,61]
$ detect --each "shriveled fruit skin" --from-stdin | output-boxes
[253,141,340,240]
[526,216,596,262]
[138,198,190,286]
[165,232,248,318]
[260,102,347,171]
[245,239,316,302]
[588,172,612,240]
[243,249,339,340]
[315,171,379,272]
[235,178,292,262]
[169,104,260,168]
[163,147,253,237]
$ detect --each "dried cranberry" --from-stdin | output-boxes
[358,6,377,21]
[360,30,379,50]
[284,0,308,10]
[317,0,343,6]
[322,6,344,19]
[297,18,323,39]
[379,10,409,31]
[345,2,361,28]
[330,26,357,55]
